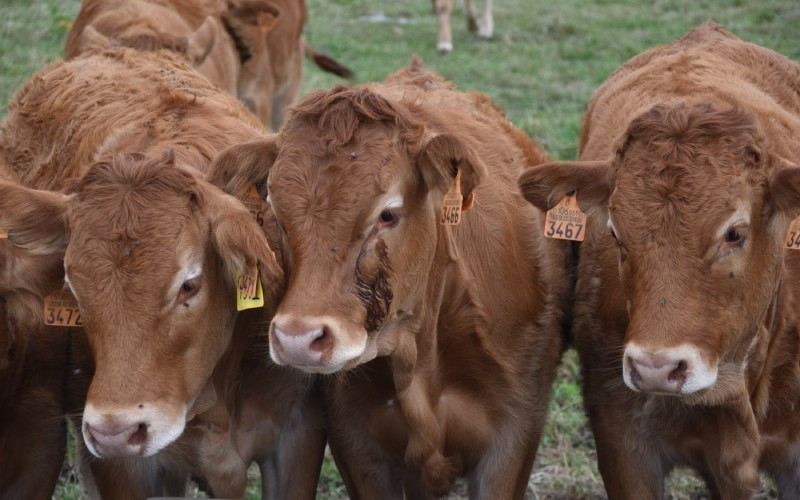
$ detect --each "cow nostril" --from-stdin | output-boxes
[127,423,148,446]
[309,325,332,353]
[668,360,688,384]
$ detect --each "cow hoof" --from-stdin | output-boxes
[478,22,493,39]
[437,42,453,53]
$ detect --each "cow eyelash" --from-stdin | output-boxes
[377,208,400,230]
[177,277,201,305]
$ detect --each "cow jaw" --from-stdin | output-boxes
[82,401,187,458]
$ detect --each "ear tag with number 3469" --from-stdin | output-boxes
[544,191,587,242]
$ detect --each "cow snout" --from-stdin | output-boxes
[627,354,686,393]
[84,420,148,457]
[271,320,333,367]
[622,343,717,395]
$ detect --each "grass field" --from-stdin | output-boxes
[2,0,799,498]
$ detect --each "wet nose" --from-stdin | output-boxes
[627,353,688,394]
[84,419,148,457]
[271,321,333,366]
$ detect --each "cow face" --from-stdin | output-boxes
[209,87,483,374]
[0,151,279,458]
[521,103,800,401]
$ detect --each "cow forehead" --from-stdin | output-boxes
[270,129,404,232]
[610,158,754,248]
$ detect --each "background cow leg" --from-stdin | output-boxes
[258,389,326,500]
[589,403,665,500]
[477,0,493,39]
[326,425,404,499]
[434,0,453,53]
[463,0,477,31]
[768,447,800,499]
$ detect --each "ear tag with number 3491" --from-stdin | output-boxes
[236,263,264,311]
[544,191,587,242]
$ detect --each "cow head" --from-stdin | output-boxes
[0,151,279,457]
[520,103,800,400]
[209,86,483,374]
[221,0,282,128]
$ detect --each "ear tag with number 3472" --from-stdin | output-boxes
[544,191,587,242]
[43,286,82,327]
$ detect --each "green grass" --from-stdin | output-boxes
[1,0,798,498]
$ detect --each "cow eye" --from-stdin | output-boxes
[725,229,741,243]
[377,209,399,230]
[609,228,618,240]
[719,226,746,257]
[177,277,201,305]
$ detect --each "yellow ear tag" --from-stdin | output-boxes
[0,229,8,239]
[784,216,800,250]
[440,169,464,226]
[544,191,587,242]
[43,286,82,327]
[236,263,264,311]
[236,184,268,227]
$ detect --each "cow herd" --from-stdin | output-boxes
[0,1,798,499]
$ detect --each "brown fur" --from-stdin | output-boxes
[64,0,352,130]
[520,22,800,498]
[208,61,567,498]
[0,47,323,498]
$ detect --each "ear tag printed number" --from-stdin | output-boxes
[236,264,264,311]
[785,216,800,250]
[43,289,82,327]
[236,184,268,227]
[544,191,587,242]
[440,169,464,226]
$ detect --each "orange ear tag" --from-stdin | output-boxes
[440,169,464,226]
[784,216,800,250]
[236,263,264,311]
[544,191,587,242]
[0,229,8,239]
[236,184,268,227]
[43,287,83,327]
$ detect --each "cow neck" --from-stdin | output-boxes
[388,223,472,493]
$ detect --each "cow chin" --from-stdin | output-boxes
[82,402,187,458]
[622,343,719,396]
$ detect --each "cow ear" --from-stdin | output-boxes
[207,138,279,196]
[225,0,281,32]
[185,16,217,65]
[518,160,612,215]
[197,182,283,297]
[0,181,71,255]
[768,163,800,222]
[417,134,486,207]
[78,25,113,54]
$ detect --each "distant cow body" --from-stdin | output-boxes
[0,47,323,498]
[520,22,800,498]
[209,60,566,498]
[65,0,351,130]
[433,0,493,53]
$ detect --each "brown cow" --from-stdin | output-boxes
[0,46,324,498]
[520,22,800,498]
[433,0,493,53]
[0,164,70,499]
[208,59,566,498]
[64,0,352,130]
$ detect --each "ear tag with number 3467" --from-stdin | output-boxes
[544,191,587,242]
